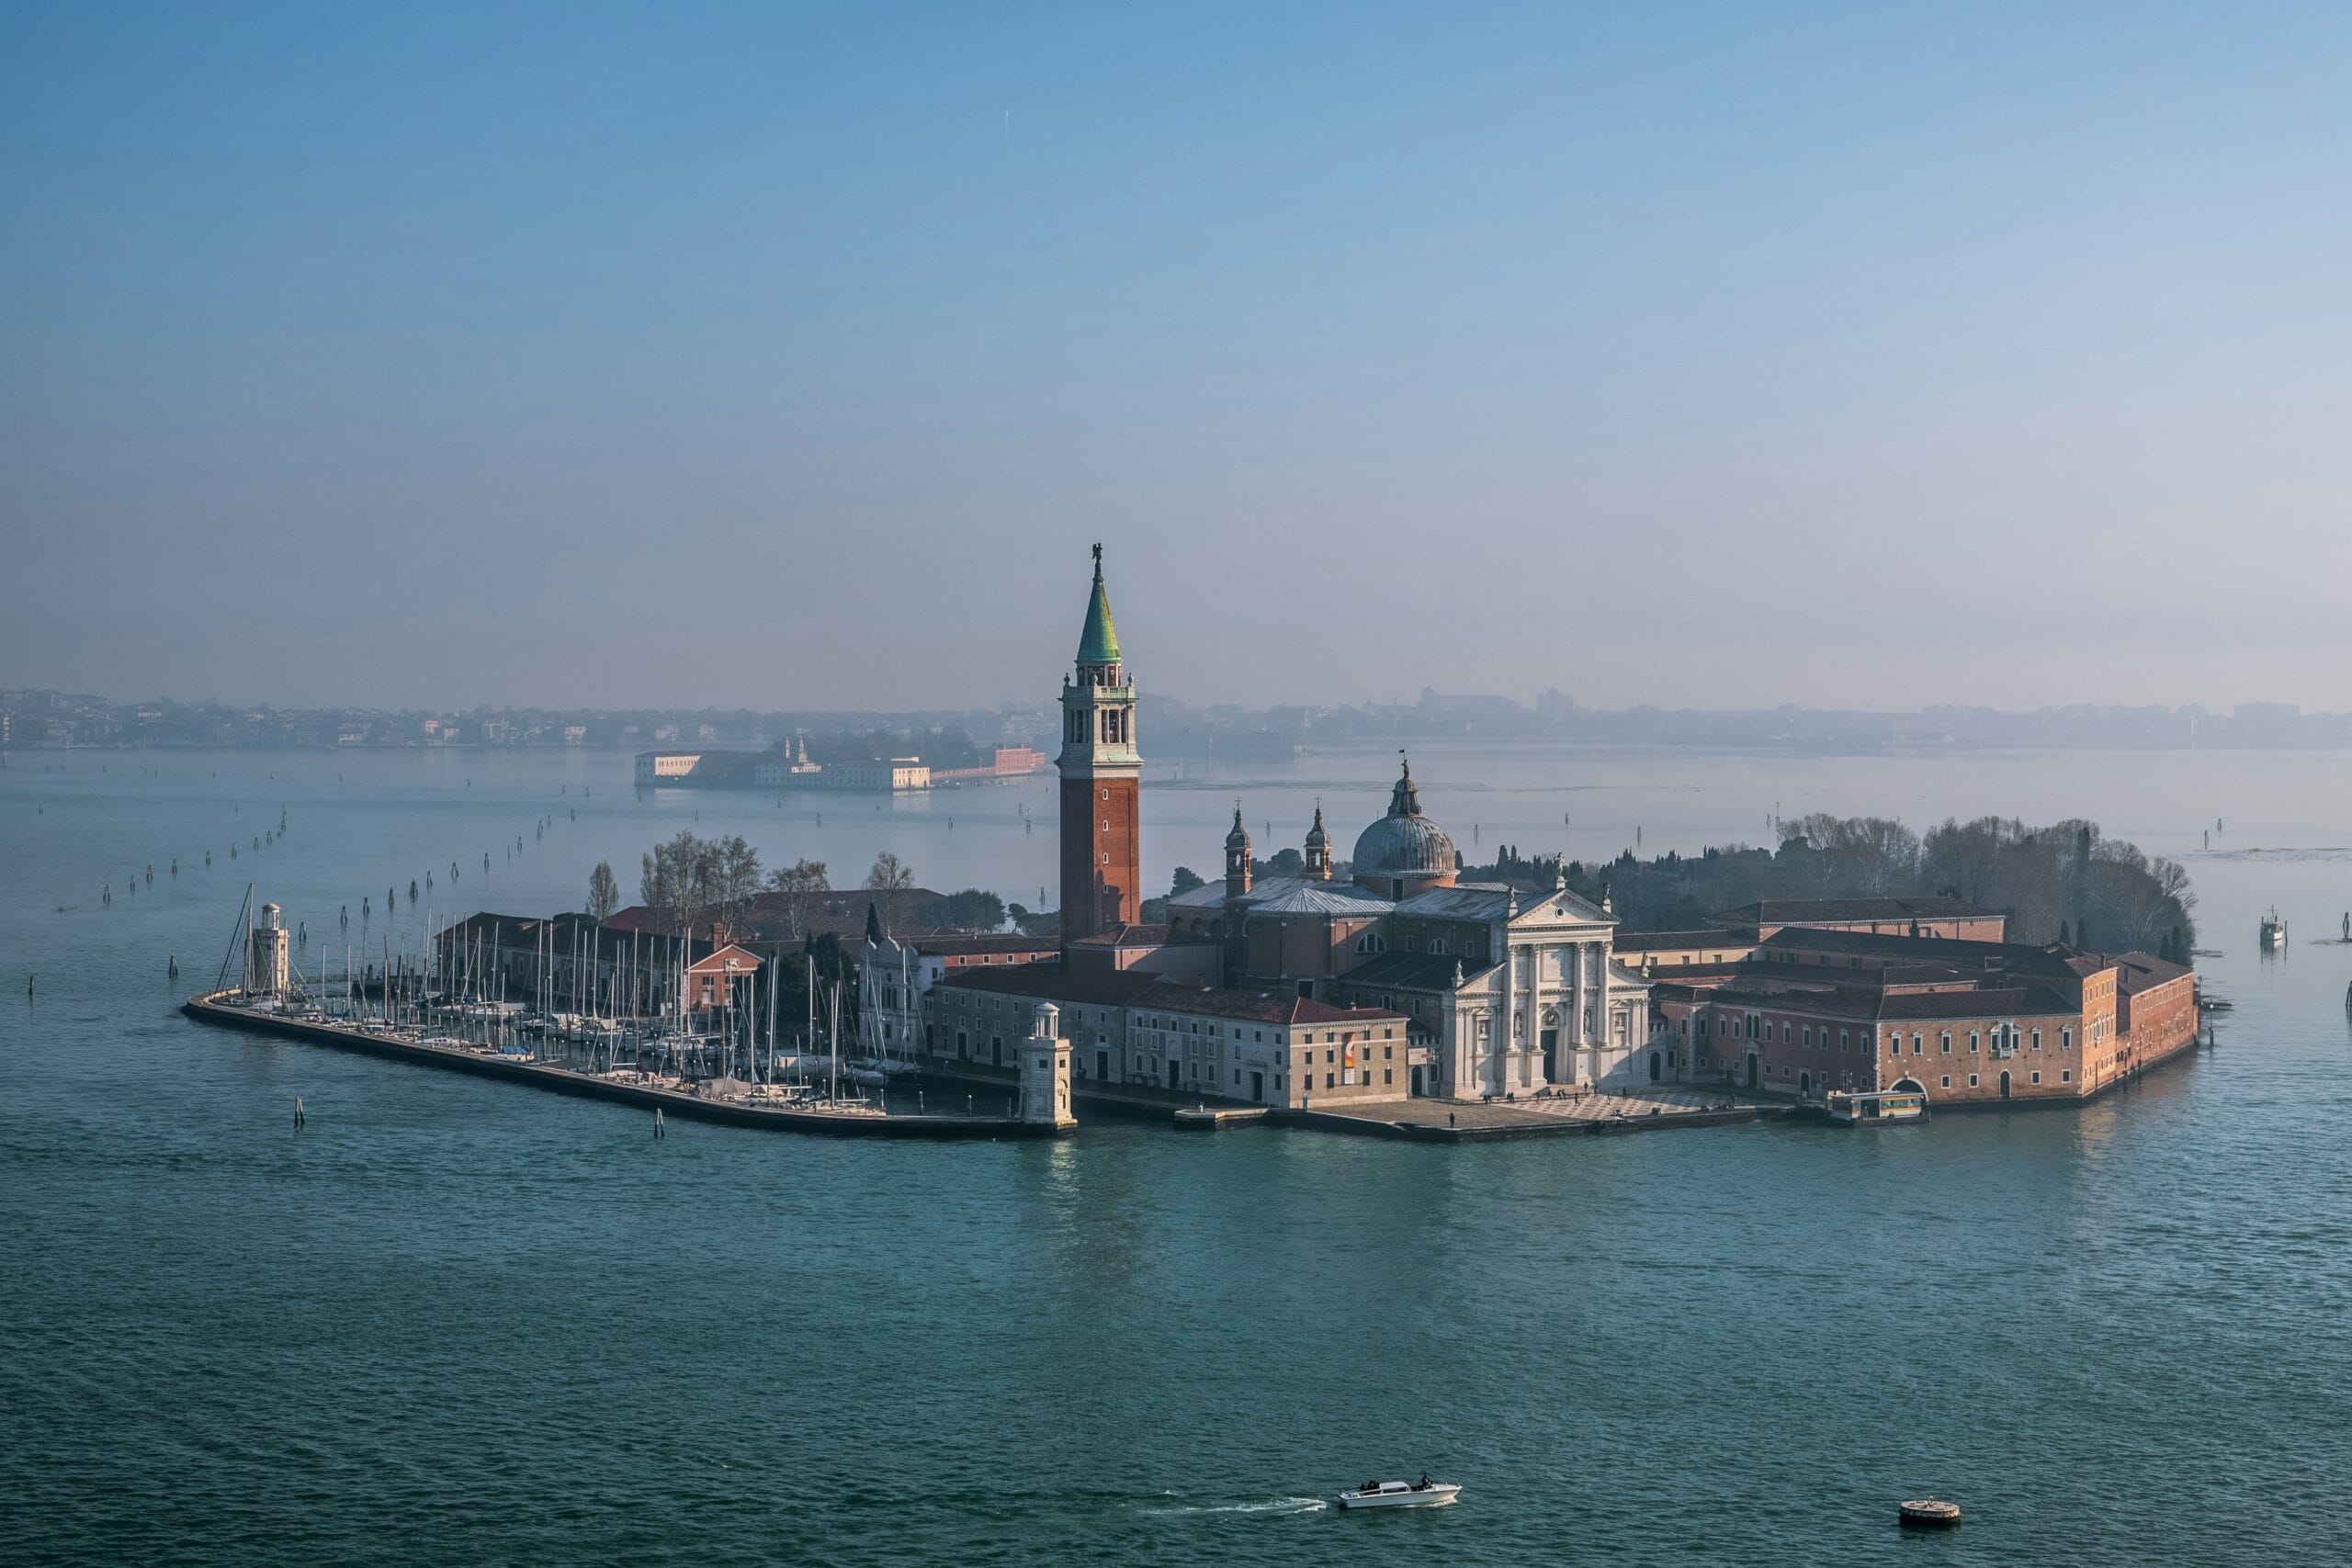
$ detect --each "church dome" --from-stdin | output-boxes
[1351,759,1456,881]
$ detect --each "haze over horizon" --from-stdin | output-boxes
[6,3,2350,715]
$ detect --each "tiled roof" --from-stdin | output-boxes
[2113,952,2193,993]
[1394,886,1511,920]
[1342,950,1499,990]
[933,963,1162,1009]
[1756,926,2082,976]
[1236,879,1394,915]
[1129,984,1402,1027]
[1618,928,1748,949]
[1069,923,1172,947]
[932,961,1404,1028]
[1875,985,2076,1021]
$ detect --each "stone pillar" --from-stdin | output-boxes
[1527,943,1548,1091]
[1021,1003,1077,1129]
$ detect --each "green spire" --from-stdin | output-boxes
[1077,543,1120,665]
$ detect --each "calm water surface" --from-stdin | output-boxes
[4,745,2350,1566]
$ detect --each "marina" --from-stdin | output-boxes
[180,989,1057,1139]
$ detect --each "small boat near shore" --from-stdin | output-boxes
[1337,1478,1460,1510]
[1826,1089,1926,1125]
[2259,908,2288,950]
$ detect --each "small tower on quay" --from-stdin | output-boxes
[1021,1003,1077,1130]
[249,902,290,997]
[1057,545,1142,943]
[1304,802,1332,881]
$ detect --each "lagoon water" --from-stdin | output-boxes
[4,742,2350,1566]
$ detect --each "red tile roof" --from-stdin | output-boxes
[933,963,1404,1028]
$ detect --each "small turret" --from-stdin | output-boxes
[1226,804,1252,898]
[1020,1003,1077,1130]
[1304,802,1331,881]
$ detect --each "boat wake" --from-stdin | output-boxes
[1140,1494,1328,1517]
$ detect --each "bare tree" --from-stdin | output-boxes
[641,829,764,938]
[865,851,914,893]
[586,862,620,923]
[764,857,830,941]
[713,834,763,938]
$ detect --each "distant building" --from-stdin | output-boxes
[752,738,825,786]
[930,746,1049,784]
[812,757,930,792]
[634,750,706,785]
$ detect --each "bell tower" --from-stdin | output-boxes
[1057,545,1142,943]
[1304,802,1331,880]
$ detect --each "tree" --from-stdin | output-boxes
[1169,866,1205,897]
[639,830,763,939]
[641,830,713,936]
[865,851,914,892]
[916,888,1008,931]
[713,834,763,936]
[768,857,831,896]
[586,862,620,923]
[764,857,831,941]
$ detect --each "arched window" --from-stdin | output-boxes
[1429,938,1448,955]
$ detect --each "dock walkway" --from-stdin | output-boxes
[181,992,1061,1140]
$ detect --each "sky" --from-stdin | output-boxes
[4,1,2350,714]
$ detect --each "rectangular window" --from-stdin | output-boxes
[2032,1028,2042,1051]
[2061,1069,2073,1083]
[2030,1072,2042,1084]
[1969,1074,1979,1087]
[1940,1076,1951,1089]
[1940,1034,1951,1055]
[1325,1073,1335,1089]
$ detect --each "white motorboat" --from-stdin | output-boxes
[1826,1088,1927,1125]
[1337,1478,1460,1510]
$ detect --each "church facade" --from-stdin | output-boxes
[1166,762,1651,1098]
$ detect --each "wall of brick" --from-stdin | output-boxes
[1059,774,1140,940]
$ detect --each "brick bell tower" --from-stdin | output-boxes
[1058,544,1142,944]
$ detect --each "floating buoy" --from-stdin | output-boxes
[294,1097,306,1131]
[653,1108,665,1141]
[1898,1498,1961,1529]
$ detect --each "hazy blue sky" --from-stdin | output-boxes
[5,2,2349,713]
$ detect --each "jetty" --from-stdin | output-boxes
[181,990,1064,1141]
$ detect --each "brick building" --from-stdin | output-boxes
[1642,924,2197,1107]
[925,964,1411,1108]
